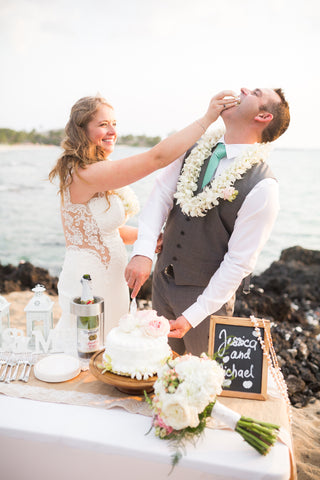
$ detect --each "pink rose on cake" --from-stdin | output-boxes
[134,309,153,326]
[143,312,170,338]
[118,310,170,337]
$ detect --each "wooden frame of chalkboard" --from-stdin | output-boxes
[208,316,270,400]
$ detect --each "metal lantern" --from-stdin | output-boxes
[24,284,54,347]
[0,295,10,347]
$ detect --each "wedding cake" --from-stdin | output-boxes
[103,310,172,380]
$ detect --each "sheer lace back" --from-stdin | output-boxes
[61,189,111,268]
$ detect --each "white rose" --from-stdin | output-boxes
[119,314,136,333]
[161,395,199,430]
[173,355,225,408]
[135,310,151,324]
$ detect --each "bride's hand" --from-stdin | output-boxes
[201,90,239,126]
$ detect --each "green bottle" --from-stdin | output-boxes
[77,274,100,358]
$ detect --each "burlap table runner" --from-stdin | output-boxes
[0,369,152,415]
[0,367,288,424]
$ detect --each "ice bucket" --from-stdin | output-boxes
[70,296,104,357]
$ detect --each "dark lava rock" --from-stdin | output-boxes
[286,375,306,395]
[251,245,320,306]
[234,246,320,407]
[0,261,58,295]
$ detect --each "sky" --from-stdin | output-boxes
[0,0,319,148]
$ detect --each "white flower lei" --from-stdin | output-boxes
[115,186,140,219]
[174,128,272,217]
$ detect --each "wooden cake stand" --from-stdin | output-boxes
[89,349,158,395]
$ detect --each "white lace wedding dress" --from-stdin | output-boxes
[56,188,136,343]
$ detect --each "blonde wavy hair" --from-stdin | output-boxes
[49,95,113,201]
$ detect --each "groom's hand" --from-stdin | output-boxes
[125,255,153,298]
[168,315,192,338]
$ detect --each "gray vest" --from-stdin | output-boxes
[156,149,276,286]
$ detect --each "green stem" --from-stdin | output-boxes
[238,422,277,442]
[236,426,271,455]
[237,431,267,454]
[240,416,280,430]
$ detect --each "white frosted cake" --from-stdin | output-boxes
[103,310,172,380]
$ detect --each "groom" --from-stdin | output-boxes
[125,87,290,356]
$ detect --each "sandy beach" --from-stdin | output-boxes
[1,290,320,479]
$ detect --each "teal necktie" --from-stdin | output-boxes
[201,143,226,188]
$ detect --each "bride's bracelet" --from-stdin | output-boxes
[196,119,206,133]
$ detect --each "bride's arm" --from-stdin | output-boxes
[118,225,138,245]
[72,91,238,200]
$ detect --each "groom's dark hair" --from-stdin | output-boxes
[260,88,290,143]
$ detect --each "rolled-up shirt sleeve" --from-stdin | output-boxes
[183,178,280,327]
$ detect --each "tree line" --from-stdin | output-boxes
[0,128,161,148]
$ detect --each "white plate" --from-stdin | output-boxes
[34,354,81,383]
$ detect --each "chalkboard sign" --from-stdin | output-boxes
[208,316,270,400]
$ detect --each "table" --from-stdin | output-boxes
[0,394,291,480]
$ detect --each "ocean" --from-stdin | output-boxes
[0,144,319,278]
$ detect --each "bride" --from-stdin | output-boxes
[49,92,238,340]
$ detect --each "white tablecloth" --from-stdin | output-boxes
[0,394,291,480]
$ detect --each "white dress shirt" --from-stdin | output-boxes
[132,138,279,328]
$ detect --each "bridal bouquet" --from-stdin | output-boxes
[145,354,280,469]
